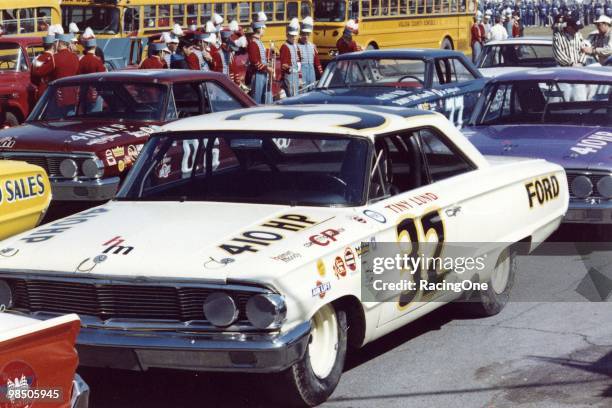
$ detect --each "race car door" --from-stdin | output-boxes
[432,57,485,128]
[362,127,484,327]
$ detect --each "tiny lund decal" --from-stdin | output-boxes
[384,193,439,214]
[0,174,46,205]
[220,214,318,255]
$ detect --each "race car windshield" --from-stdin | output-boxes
[117,133,369,207]
[473,81,612,127]
[318,58,426,89]
[477,44,555,68]
[31,83,167,122]
[0,43,28,72]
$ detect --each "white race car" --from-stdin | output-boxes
[476,37,556,77]
[0,105,568,406]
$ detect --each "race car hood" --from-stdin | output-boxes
[0,201,366,284]
[463,125,612,171]
[0,120,159,153]
[279,86,449,107]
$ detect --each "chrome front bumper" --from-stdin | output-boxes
[71,374,90,408]
[75,321,311,373]
[51,177,120,201]
[564,199,612,224]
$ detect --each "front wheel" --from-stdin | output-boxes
[273,304,348,407]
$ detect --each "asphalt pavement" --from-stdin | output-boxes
[79,226,612,408]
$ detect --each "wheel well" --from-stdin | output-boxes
[442,36,454,50]
[332,295,365,349]
[366,42,379,50]
[4,107,24,123]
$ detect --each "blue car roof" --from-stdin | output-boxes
[334,49,467,61]
[489,67,612,83]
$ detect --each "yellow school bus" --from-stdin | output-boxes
[0,0,60,36]
[60,0,313,44]
[312,0,476,63]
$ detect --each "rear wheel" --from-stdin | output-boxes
[464,248,515,317]
[273,304,348,407]
[441,37,454,50]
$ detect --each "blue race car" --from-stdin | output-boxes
[463,67,612,227]
[279,49,486,128]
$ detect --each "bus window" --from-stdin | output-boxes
[226,3,238,22]
[2,10,16,34]
[400,0,407,14]
[172,5,185,26]
[200,4,212,25]
[19,9,34,33]
[460,0,466,12]
[302,1,312,17]
[187,5,197,25]
[159,5,170,27]
[36,8,51,32]
[314,0,346,22]
[144,6,156,28]
[371,0,380,16]
[275,1,285,20]
[124,7,139,32]
[62,6,120,35]
[239,2,250,22]
[252,1,262,21]
[287,1,298,19]
[362,0,370,17]
[264,2,274,19]
[390,0,399,15]
[215,3,224,15]
[350,0,359,19]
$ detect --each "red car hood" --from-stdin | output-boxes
[0,119,161,153]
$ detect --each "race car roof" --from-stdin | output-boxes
[51,70,230,86]
[160,104,439,137]
[489,67,612,83]
[334,48,468,61]
[484,37,552,46]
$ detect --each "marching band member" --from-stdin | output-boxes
[51,34,80,81]
[203,22,220,71]
[193,32,213,71]
[336,20,362,55]
[182,40,201,70]
[80,27,105,64]
[247,12,274,104]
[229,19,243,41]
[31,35,55,101]
[298,16,323,90]
[215,29,236,81]
[78,37,105,74]
[212,13,224,46]
[68,22,80,54]
[140,42,169,69]
[280,18,301,98]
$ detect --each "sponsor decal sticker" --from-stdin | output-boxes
[0,137,16,149]
[525,174,560,209]
[76,236,133,272]
[0,175,45,205]
[0,248,18,258]
[271,250,302,263]
[111,146,125,158]
[363,209,386,224]
[220,214,317,255]
[104,149,116,166]
[384,193,438,214]
[204,257,235,269]
[311,281,331,298]
[316,259,326,277]
[305,228,345,247]
[344,247,356,272]
[117,160,126,172]
[350,215,367,224]
[333,256,347,279]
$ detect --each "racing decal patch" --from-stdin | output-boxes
[305,228,345,247]
[363,209,386,223]
[312,281,331,298]
[220,214,317,255]
[333,256,347,279]
[21,208,109,244]
[570,131,612,156]
[0,175,45,205]
[271,250,302,263]
[0,136,16,149]
[525,175,560,209]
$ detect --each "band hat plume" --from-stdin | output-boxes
[301,16,314,33]
[229,20,240,32]
[287,17,300,35]
[213,13,224,25]
[204,32,217,44]
[172,23,184,37]
[205,21,216,34]
[68,22,79,34]
[82,27,95,39]
[252,11,267,29]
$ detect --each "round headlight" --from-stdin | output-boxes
[203,292,239,327]
[59,159,78,178]
[597,175,612,199]
[0,280,13,310]
[572,175,593,198]
[82,158,104,179]
[246,294,286,330]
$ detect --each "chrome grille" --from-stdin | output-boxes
[8,278,253,323]
[0,153,90,178]
[566,172,610,199]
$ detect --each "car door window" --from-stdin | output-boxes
[433,58,453,85]
[206,82,243,112]
[417,128,474,182]
[451,58,475,81]
[172,82,203,118]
